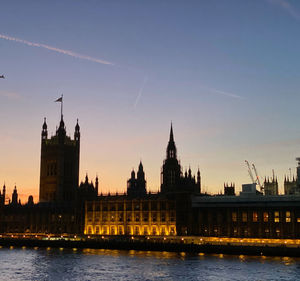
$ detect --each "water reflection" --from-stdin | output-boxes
[0,247,300,280]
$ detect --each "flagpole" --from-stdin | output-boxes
[61,94,63,120]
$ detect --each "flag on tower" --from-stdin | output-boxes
[55,96,63,102]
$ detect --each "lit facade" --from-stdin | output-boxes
[84,197,176,236]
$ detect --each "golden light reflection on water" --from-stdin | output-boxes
[282,256,295,266]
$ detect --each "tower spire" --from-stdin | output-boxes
[169,122,174,142]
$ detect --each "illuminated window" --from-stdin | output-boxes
[88,226,92,234]
[170,227,175,235]
[265,228,269,233]
[232,212,237,222]
[143,227,148,235]
[126,226,131,235]
[297,218,300,223]
[252,212,258,222]
[111,227,115,235]
[118,227,123,235]
[110,215,115,222]
[95,226,100,234]
[103,226,107,234]
[135,226,140,235]
[242,212,247,222]
[152,227,157,235]
[286,211,291,223]
[274,211,280,223]
[263,212,268,222]
[161,227,166,235]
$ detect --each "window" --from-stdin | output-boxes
[232,212,237,222]
[274,211,280,223]
[170,211,175,222]
[286,211,291,223]
[118,213,123,222]
[252,212,258,222]
[263,212,269,222]
[152,213,157,222]
[242,212,247,222]
[135,214,140,222]
[143,227,148,235]
[143,213,148,222]
[170,227,175,235]
[161,212,166,222]
[152,227,157,235]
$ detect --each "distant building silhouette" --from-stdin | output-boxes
[264,177,278,195]
[224,183,235,196]
[127,162,147,198]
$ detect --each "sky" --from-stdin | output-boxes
[1,0,300,202]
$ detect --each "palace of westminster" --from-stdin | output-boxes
[2,112,300,239]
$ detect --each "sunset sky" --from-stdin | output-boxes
[1,0,300,202]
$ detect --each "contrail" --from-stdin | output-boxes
[134,75,148,109]
[266,0,300,21]
[210,88,244,100]
[0,33,114,66]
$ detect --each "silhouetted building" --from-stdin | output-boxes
[127,162,147,198]
[224,183,235,196]
[78,174,98,202]
[39,116,80,202]
[160,124,201,195]
[264,177,278,195]
[284,176,298,195]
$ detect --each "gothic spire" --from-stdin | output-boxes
[166,123,177,159]
[169,122,174,143]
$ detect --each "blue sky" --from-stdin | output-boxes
[1,0,300,201]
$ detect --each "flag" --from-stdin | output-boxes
[55,96,62,102]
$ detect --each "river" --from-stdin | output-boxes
[0,247,299,280]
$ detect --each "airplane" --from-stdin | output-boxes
[0,75,4,79]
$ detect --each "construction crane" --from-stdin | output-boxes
[245,160,255,184]
[252,164,264,192]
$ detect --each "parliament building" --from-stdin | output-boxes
[2,112,300,240]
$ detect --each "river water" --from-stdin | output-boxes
[0,247,299,281]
